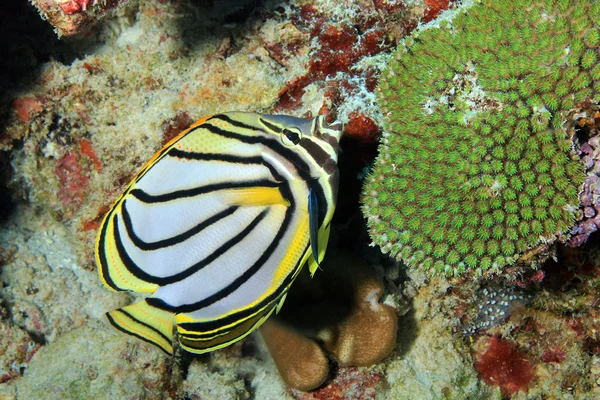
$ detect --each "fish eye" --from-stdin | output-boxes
[281,128,302,146]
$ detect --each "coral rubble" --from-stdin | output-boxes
[31,0,128,37]
[363,0,594,277]
[15,321,176,399]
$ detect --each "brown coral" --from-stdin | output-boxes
[260,251,398,391]
[261,319,329,392]
[317,253,398,367]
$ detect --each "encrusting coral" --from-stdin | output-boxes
[260,251,398,391]
[363,0,593,277]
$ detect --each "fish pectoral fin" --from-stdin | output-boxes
[219,186,290,207]
[106,299,174,354]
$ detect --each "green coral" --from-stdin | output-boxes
[363,0,591,276]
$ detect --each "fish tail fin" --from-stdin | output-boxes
[106,299,174,354]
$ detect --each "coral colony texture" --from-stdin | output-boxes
[363,0,593,276]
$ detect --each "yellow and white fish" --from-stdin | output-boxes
[95,112,343,354]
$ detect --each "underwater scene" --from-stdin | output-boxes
[1,0,600,399]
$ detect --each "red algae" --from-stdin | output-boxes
[11,97,42,122]
[423,0,454,23]
[58,0,94,15]
[32,0,128,36]
[372,0,405,14]
[475,335,534,396]
[541,348,566,364]
[344,111,381,143]
[275,6,392,112]
[276,22,361,110]
[79,139,103,173]
[289,367,379,400]
[82,205,110,232]
[161,112,193,145]
[55,152,90,213]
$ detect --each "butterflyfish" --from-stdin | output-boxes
[95,112,343,354]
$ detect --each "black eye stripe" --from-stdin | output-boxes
[283,129,301,144]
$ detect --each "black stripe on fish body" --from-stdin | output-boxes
[178,300,276,341]
[121,203,239,251]
[166,150,286,183]
[129,180,280,204]
[210,113,264,132]
[201,120,314,180]
[178,309,271,352]
[113,208,270,286]
[97,209,126,291]
[257,117,283,133]
[299,138,336,175]
[146,199,295,313]
[171,242,308,336]
[201,120,331,226]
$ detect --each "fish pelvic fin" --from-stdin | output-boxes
[307,222,331,277]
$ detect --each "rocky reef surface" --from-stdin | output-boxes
[1,0,600,399]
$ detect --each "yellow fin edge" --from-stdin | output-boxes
[107,300,174,354]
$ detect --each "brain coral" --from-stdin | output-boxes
[362,0,592,276]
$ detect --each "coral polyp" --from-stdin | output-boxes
[363,0,591,276]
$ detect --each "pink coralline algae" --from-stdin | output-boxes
[57,0,94,15]
[55,152,90,213]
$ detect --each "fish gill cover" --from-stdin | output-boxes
[362,0,595,277]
